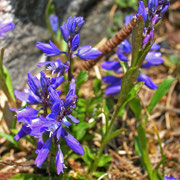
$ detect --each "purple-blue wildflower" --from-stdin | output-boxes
[101,39,164,95]
[164,176,179,180]
[12,77,84,174]
[36,40,65,56]
[37,59,69,77]
[49,14,59,34]
[76,45,102,60]
[0,22,15,37]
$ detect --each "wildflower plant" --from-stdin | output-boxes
[1,0,178,179]
[11,16,102,175]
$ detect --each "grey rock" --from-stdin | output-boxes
[0,0,113,89]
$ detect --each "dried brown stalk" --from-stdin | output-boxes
[74,17,136,77]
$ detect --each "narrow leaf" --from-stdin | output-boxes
[145,78,175,124]
[0,132,18,146]
[131,15,145,67]
[104,128,126,145]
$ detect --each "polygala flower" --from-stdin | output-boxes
[0,22,15,37]
[49,14,59,34]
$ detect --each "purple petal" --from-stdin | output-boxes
[125,15,133,25]
[137,73,158,89]
[151,43,161,51]
[49,14,59,33]
[138,1,147,23]
[0,22,15,37]
[105,84,121,96]
[117,52,128,62]
[62,129,84,155]
[35,138,52,167]
[14,90,29,102]
[72,34,80,51]
[60,22,69,42]
[77,45,102,60]
[14,125,31,141]
[102,76,121,85]
[67,115,80,123]
[101,61,121,72]
[56,144,66,174]
[35,137,44,154]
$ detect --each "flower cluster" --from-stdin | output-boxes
[37,16,102,60]
[0,21,15,37]
[137,0,170,45]
[11,16,102,174]
[101,15,164,96]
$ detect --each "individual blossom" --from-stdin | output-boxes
[49,14,59,34]
[36,40,65,56]
[37,59,69,77]
[76,45,102,60]
[60,16,85,42]
[0,22,15,37]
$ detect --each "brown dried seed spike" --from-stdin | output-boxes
[74,17,136,77]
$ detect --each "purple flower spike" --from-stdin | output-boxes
[36,40,64,56]
[101,61,121,73]
[72,34,80,51]
[77,45,102,60]
[137,1,147,23]
[0,22,15,37]
[49,14,59,33]
[137,73,158,89]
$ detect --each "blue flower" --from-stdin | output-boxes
[36,40,65,56]
[137,73,158,89]
[37,59,69,77]
[137,1,147,23]
[76,45,102,60]
[125,15,133,25]
[164,176,179,180]
[101,39,164,95]
[60,16,84,42]
[49,14,59,33]
[72,34,80,51]
[0,22,15,37]
[12,77,84,174]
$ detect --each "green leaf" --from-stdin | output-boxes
[137,123,153,179]
[131,15,145,67]
[3,65,15,102]
[119,67,139,101]
[136,42,152,67]
[103,128,126,145]
[76,70,88,89]
[129,97,142,121]
[74,122,89,140]
[145,78,175,124]
[0,132,18,147]
[92,172,106,178]
[93,78,102,95]
[98,155,112,167]
[83,145,94,160]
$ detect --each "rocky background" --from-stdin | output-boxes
[0,0,113,89]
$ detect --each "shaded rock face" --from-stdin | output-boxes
[0,0,113,89]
